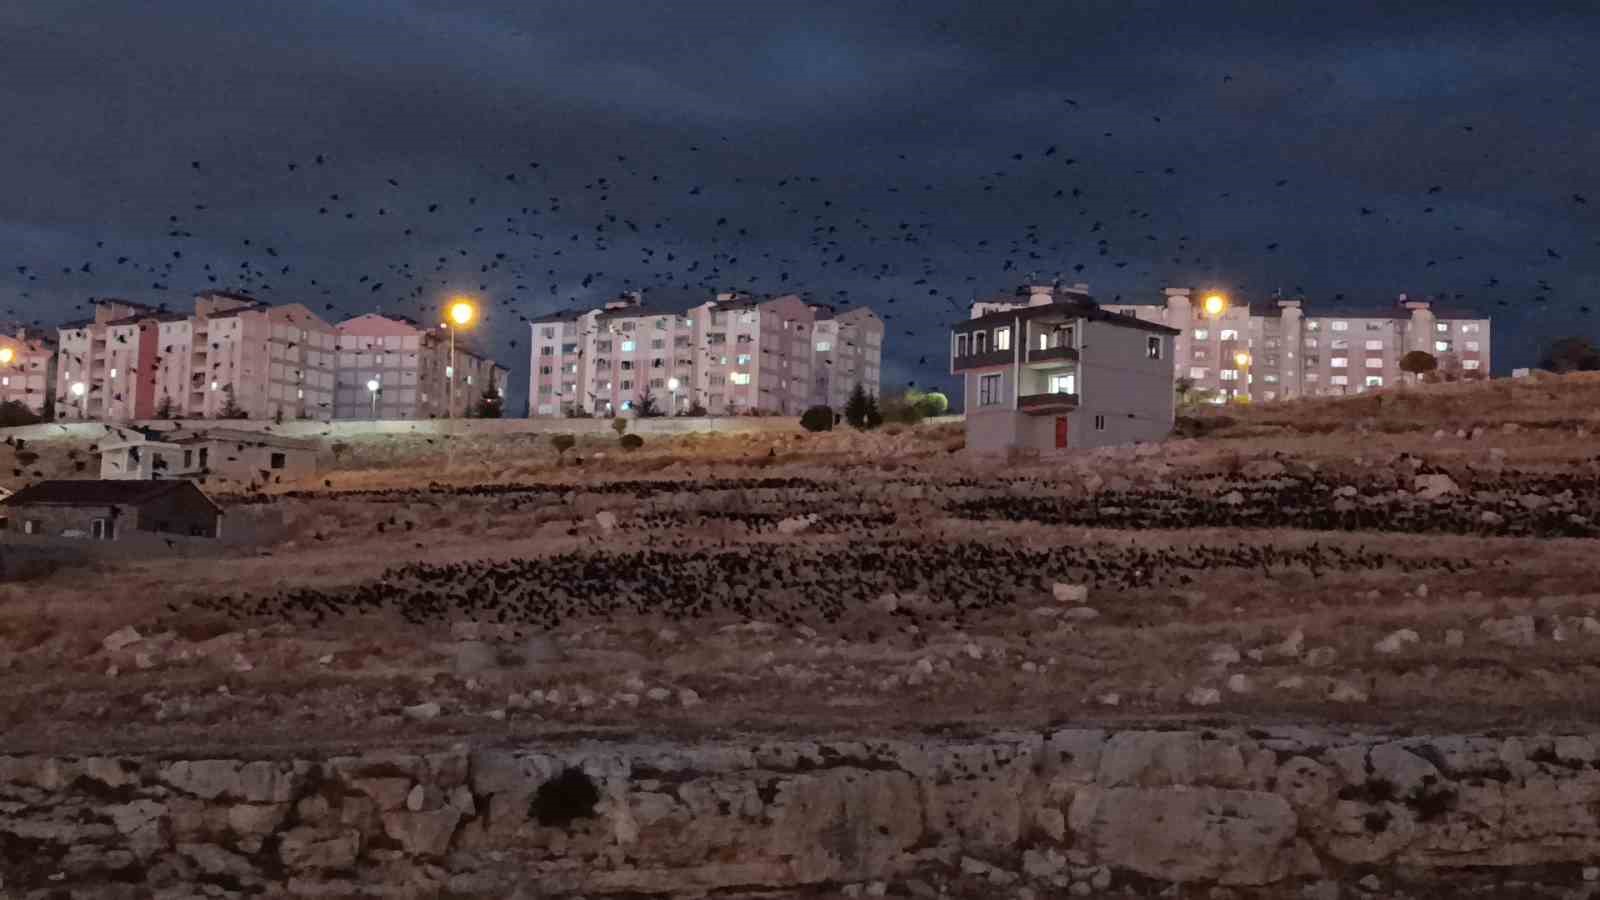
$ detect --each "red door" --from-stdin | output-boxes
[1054,416,1069,449]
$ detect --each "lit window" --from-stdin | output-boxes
[1366,376,1384,387]
[994,327,1011,351]
[1463,360,1481,370]
[1189,367,1208,379]
[621,400,631,410]
[1462,323,1480,334]
[978,373,1002,406]
[1193,329,1209,340]
[110,368,118,378]
[1331,321,1349,331]
[210,381,219,390]
[1331,339,1349,349]
[1305,321,1321,332]
[1435,341,1451,353]
[1365,358,1383,369]
[1219,369,1238,381]
[737,354,752,365]
[621,340,636,352]
[1436,322,1450,333]
[1365,340,1384,351]
[1331,358,1348,368]
[1330,375,1349,386]
[1263,374,1279,383]
[1264,391,1276,400]
[1146,336,1162,360]
[1220,329,1238,341]
[730,372,751,385]
[1048,373,1076,394]
[1465,341,1480,351]
[816,341,833,352]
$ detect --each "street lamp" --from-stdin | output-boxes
[667,377,680,415]
[443,298,477,418]
[366,378,381,419]
[70,380,87,419]
[1203,293,1228,319]
[0,347,13,366]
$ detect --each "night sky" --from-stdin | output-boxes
[4,1,1598,411]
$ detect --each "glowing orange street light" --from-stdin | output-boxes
[0,347,13,366]
[1203,293,1228,318]
[442,298,478,417]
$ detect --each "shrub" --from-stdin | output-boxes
[0,400,40,427]
[1399,351,1438,380]
[620,433,644,450]
[800,405,834,432]
[551,433,575,462]
[611,417,628,437]
[686,402,708,417]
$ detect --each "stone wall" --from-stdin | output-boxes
[6,727,1599,898]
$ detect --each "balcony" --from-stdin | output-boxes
[1017,391,1080,415]
[1025,345,1079,367]
[951,348,1014,372]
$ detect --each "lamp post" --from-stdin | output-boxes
[1234,351,1252,404]
[367,378,381,419]
[0,347,12,400]
[667,377,680,416]
[70,380,87,420]
[444,299,476,418]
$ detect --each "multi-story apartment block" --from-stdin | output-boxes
[334,313,508,420]
[56,299,168,422]
[951,285,1179,452]
[528,291,884,417]
[810,306,886,410]
[1101,289,1492,402]
[158,292,339,421]
[0,328,57,417]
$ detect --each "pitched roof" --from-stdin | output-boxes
[2,479,197,507]
[959,296,1182,336]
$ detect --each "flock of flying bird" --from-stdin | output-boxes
[5,92,1597,399]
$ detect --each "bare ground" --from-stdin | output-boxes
[3,374,1600,755]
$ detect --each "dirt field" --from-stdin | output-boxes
[4,374,1600,756]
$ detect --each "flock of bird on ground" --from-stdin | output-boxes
[183,538,1469,632]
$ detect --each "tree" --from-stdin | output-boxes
[154,395,176,420]
[218,386,248,419]
[844,384,873,429]
[611,417,629,437]
[1539,337,1600,373]
[620,433,644,450]
[551,433,575,464]
[633,385,662,418]
[864,394,883,429]
[475,386,504,418]
[1399,350,1438,382]
[800,405,834,432]
[914,391,949,418]
[0,400,40,427]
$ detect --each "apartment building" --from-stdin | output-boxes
[810,306,885,410]
[0,328,57,417]
[1101,289,1492,402]
[334,313,508,420]
[56,299,168,422]
[529,291,883,417]
[951,285,1179,452]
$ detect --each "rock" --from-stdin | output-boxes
[595,510,617,531]
[1061,607,1100,622]
[1333,485,1358,498]
[1069,786,1296,885]
[1328,680,1368,703]
[1023,847,1065,878]
[1444,629,1465,648]
[961,856,990,876]
[1225,674,1253,694]
[1480,615,1536,647]
[1373,628,1420,655]
[382,808,462,856]
[1304,647,1338,667]
[162,760,241,800]
[105,799,167,835]
[1584,866,1600,882]
[1219,490,1246,506]
[1413,473,1459,499]
[227,802,289,836]
[1095,692,1121,707]
[102,626,144,653]
[1186,686,1222,707]
[1270,628,1305,659]
[179,842,254,878]
[1358,874,1382,892]
[678,688,702,708]
[453,641,498,675]
[403,702,441,721]
[1243,459,1286,479]
[1208,645,1241,666]
[278,827,360,869]
[1479,510,1505,526]
[1582,617,1600,636]
[776,514,819,535]
[1301,881,1341,900]
[1052,583,1089,604]
[1276,675,1305,690]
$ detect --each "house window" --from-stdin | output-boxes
[1462,323,1481,334]
[91,519,109,540]
[1220,369,1238,381]
[1331,358,1348,368]
[1465,341,1480,352]
[1365,340,1384,351]
[1048,373,1076,394]
[1189,367,1208,379]
[1366,376,1384,387]
[270,452,286,469]
[1264,374,1279,384]
[1220,329,1238,341]
[23,519,39,535]
[1331,338,1349,349]
[543,327,556,339]
[731,372,751,385]
[1463,360,1481,370]
[1305,321,1321,331]
[736,354,752,365]
[183,450,193,468]
[973,332,988,354]
[1193,329,1209,340]
[817,340,834,352]
[978,373,1002,407]
[1146,336,1162,360]
[1365,358,1383,369]
[994,327,1011,351]
[1435,341,1451,353]
[1331,321,1349,331]
[1366,321,1386,331]
[1330,375,1349,386]
[1093,415,1106,431]
[1436,323,1450,333]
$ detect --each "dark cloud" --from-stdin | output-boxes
[3,1,1599,409]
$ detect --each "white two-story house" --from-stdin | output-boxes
[951,285,1179,453]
